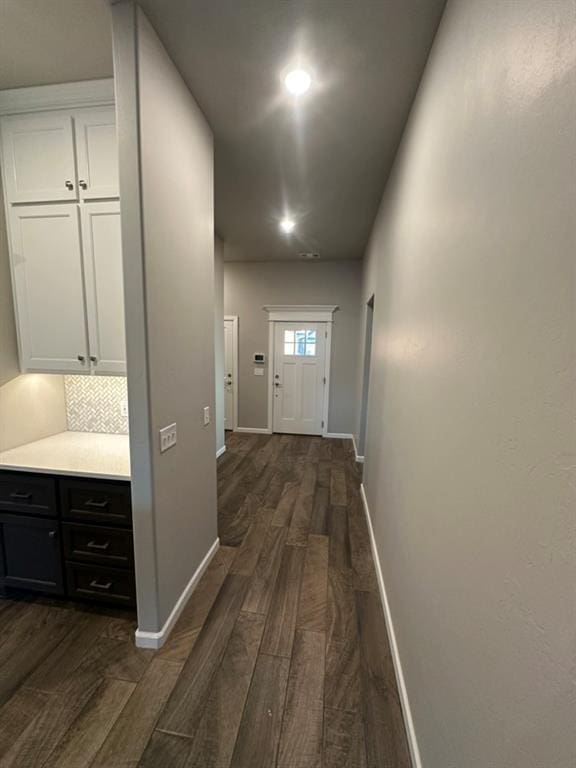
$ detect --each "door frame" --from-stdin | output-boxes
[263,305,338,437]
[224,315,239,431]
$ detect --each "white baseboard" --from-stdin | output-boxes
[351,434,365,464]
[235,427,272,434]
[323,432,353,439]
[135,537,220,650]
[216,445,226,458]
[359,484,422,768]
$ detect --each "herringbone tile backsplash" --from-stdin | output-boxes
[64,376,128,434]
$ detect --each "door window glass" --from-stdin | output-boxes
[284,328,317,356]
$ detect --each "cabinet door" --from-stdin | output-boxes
[81,201,126,374]
[10,204,90,373]
[74,107,119,200]
[0,111,77,203]
[0,514,64,595]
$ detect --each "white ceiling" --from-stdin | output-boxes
[0,1,113,89]
[0,0,446,261]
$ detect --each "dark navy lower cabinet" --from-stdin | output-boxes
[0,512,63,594]
[0,471,134,608]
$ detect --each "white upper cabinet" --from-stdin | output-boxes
[81,202,126,375]
[0,105,118,204]
[9,204,90,373]
[75,107,119,200]
[0,83,124,375]
[0,111,78,203]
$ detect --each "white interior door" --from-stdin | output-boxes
[1,111,77,203]
[74,106,119,200]
[273,322,326,435]
[224,318,236,429]
[9,204,89,373]
[81,201,126,374]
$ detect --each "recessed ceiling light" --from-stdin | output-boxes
[284,69,312,95]
[280,217,296,234]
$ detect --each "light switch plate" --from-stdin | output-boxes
[203,406,210,426]
[120,399,128,418]
[159,422,177,453]
[254,368,264,376]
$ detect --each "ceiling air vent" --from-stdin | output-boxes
[299,252,320,260]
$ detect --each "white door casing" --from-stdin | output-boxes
[74,106,119,200]
[265,306,338,436]
[9,204,89,372]
[224,316,238,430]
[81,201,126,374]
[272,321,327,436]
[1,111,78,203]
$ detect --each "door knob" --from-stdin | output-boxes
[275,382,281,387]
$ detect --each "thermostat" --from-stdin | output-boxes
[253,353,266,364]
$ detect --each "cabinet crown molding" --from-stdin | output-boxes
[0,79,115,116]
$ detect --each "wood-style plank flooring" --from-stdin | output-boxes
[0,433,411,768]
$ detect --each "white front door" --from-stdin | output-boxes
[224,319,235,429]
[273,322,326,435]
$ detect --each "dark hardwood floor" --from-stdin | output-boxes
[0,433,411,768]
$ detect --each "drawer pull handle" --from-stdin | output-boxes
[10,491,32,502]
[84,499,109,510]
[86,540,110,551]
[89,579,112,591]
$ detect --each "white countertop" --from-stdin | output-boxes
[0,431,131,481]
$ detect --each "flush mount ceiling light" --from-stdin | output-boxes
[284,69,312,95]
[280,217,296,234]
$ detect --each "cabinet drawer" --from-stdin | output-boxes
[0,473,57,517]
[63,523,133,568]
[60,479,131,526]
[66,562,135,607]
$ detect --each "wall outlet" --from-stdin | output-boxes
[203,406,210,426]
[159,422,177,453]
[120,399,128,418]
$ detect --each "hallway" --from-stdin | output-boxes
[0,434,410,768]
[147,432,411,766]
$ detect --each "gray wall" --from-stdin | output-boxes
[0,374,67,452]
[112,1,217,633]
[224,259,362,434]
[214,236,225,454]
[361,0,576,765]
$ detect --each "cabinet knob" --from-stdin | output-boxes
[79,180,88,190]
[77,354,86,363]
[48,530,57,539]
[90,355,98,364]
[65,180,74,190]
